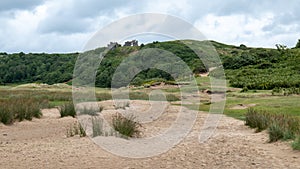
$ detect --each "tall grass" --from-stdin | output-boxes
[92,117,103,137]
[78,105,103,116]
[245,108,300,148]
[0,97,44,125]
[66,121,86,137]
[59,102,76,118]
[292,135,300,150]
[245,108,269,132]
[114,101,130,110]
[112,113,141,138]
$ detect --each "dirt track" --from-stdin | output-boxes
[0,100,299,169]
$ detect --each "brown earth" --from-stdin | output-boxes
[0,100,299,169]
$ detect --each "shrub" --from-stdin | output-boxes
[112,113,141,138]
[240,86,249,93]
[59,102,76,118]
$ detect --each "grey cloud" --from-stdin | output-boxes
[37,0,137,34]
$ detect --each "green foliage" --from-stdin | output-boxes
[239,44,247,50]
[225,47,300,90]
[1,40,300,90]
[59,102,76,118]
[296,39,300,48]
[112,113,141,138]
[0,53,77,84]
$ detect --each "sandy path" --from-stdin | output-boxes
[0,101,299,169]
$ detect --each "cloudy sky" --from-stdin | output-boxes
[0,0,299,53]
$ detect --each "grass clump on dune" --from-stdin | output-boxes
[245,108,300,149]
[0,97,44,125]
[78,105,103,116]
[112,113,141,138]
[59,102,76,118]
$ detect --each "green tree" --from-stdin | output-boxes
[295,39,300,48]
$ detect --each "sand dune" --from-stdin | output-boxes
[0,100,299,168]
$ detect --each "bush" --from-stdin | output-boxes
[59,102,76,118]
[240,86,249,93]
[112,113,141,138]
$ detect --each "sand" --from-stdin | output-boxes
[0,100,299,169]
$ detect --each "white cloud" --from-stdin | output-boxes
[0,0,299,52]
[194,13,300,48]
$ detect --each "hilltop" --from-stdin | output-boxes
[0,40,299,90]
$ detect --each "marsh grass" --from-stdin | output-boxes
[112,113,141,138]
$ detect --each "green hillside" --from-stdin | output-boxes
[0,40,299,90]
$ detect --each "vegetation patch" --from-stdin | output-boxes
[0,97,44,125]
[78,105,103,116]
[112,113,141,138]
[92,117,104,137]
[66,121,86,137]
[59,102,76,118]
[245,108,300,148]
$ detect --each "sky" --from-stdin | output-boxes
[0,0,299,53]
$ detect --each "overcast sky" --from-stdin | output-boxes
[0,0,299,53]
